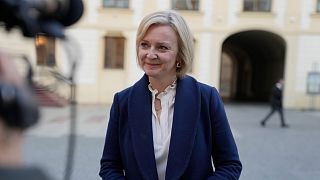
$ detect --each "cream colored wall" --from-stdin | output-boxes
[281,0,320,109]
[283,34,300,108]
[1,0,320,109]
[71,0,138,104]
[310,15,320,29]
[0,29,36,63]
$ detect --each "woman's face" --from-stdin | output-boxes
[138,24,178,81]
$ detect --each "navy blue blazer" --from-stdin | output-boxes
[100,75,242,180]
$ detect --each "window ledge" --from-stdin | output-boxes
[174,10,204,16]
[237,11,276,18]
[310,13,320,18]
[98,7,133,14]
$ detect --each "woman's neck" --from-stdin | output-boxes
[149,76,177,92]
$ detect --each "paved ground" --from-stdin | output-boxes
[24,103,320,180]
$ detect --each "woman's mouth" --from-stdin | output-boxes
[145,63,160,69]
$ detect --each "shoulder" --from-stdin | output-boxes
[179,75,213,89]
[184,76,219,95]
[198,82,221,107]
[112,86,133,106]
[116,86,132,98]
[198,81,218,94]
[113,74,149,103]
[180,75,220,99]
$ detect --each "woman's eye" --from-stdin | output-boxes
[140,42,148,48]
[159,46,168,51]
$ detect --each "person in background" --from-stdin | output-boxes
[99,10,242,180]
[260,78,289,128]
[0,51,52,180]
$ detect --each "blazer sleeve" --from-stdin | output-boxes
[99,93,126,180]
[208,88,242,180]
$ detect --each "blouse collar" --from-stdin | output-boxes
[148,78,177,96]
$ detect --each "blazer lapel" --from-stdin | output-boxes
[128,75,158,180]
[166,76,201,180]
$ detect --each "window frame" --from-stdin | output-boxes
[103,36,126,69]
[243,0,272,12]
[35,34,56,67]
[172,0,200,11]
[102,0,129,8]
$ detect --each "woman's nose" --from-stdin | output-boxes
[146,48,158,59]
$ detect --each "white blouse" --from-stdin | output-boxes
[148,81,176,180]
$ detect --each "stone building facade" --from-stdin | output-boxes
[1,0,320,109]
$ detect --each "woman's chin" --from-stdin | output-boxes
[144,68,160,76]
[145,72,159,78]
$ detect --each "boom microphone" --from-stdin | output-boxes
[27,0,84,26]
[60,0,84,27]
[0,0,84,38]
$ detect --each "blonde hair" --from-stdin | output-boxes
[136,10,194,78]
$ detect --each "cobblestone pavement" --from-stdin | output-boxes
[24,103,320,180]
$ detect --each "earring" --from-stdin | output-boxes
[176,62,181,68]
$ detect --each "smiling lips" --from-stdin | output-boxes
[145,63,161,69]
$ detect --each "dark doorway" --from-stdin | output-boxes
[220,30,286,102]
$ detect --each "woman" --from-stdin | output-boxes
[99,10,242,180]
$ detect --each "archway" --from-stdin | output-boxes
[220,30,286,102]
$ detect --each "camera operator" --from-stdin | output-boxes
[0,51,52,180]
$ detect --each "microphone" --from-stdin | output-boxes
[0,0,84,38]
[27,0,84,26]
[60,0,84,27]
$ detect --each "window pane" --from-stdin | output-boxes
[172,0,199,10]
[257,0,271,11]
[104,37,125,69]
[103,0,129,8]
[243,0,254,11]
[35,35,56,66]
[317,0,320,12]
[243,0,271,12]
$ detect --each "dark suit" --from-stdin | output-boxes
[99,75,242,180]
[261,83,287,127]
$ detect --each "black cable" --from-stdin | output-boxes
[61,35,81,180]
[63,80,77,180]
